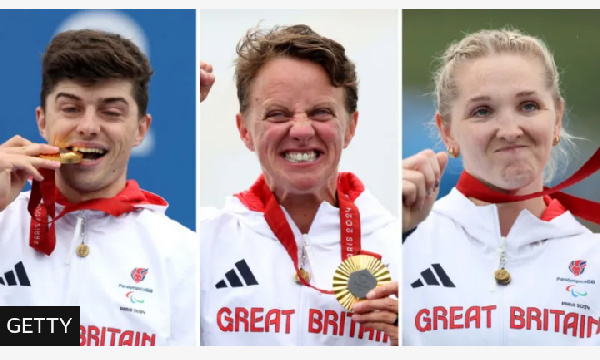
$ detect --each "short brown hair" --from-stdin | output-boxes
[235,24,358,114]
[40,29,153,115]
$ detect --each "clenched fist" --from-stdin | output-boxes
[200,61,215,103]
[402,149,448,232]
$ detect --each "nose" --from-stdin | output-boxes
[76,107,100,138]
[495,110,524,142]
[289,114,315,142]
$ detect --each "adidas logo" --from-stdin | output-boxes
[215,259,258,289]
[411,263,455,288]
[0,261,31,286]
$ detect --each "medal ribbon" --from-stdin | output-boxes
[456,146,600,224]
[28,168,167,255]
[236,173,380,295]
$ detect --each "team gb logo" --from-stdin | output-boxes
[569,260,587,276]
[131,268,149,283]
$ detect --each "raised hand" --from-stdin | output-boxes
[200,60,215,103]
[402,149,448,232]
[0,135,61,212]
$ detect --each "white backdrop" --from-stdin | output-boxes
[199,9,399,216]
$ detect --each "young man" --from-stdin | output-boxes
[0,29,196,346]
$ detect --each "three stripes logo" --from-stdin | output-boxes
[215,259,258,289]
[0,261,30,286]
[411,263,455,288]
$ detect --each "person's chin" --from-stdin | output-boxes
[497,168,537,191]
[62,178,105,195]
[285,174,320,188]
[274,172,326,195]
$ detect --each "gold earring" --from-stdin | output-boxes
[553,135,560,146]
[448,147,459,158]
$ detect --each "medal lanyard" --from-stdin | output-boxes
[456,146,600,224]
[28,168,145,256]
[262,185,366,295]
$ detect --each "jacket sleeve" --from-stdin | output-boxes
[166,229,198,346]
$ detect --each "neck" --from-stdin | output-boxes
[56,174,127,203]
[469,176,546,237]
[273,183,337,235]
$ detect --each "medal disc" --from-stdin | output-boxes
[294,268,311,284]
[494,269,511,285]
[347,269,377,299]
[76,244,89,257]
[333,255,391,311]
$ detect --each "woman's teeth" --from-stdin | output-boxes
[284,151,318,163]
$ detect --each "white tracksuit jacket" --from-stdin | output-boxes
[200,188,400,346]
[403,188,600,345]
[0,191,197,346]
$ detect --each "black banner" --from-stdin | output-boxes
[0,306,79,346]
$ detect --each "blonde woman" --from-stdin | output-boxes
[403,28,600,345]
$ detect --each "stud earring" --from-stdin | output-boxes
[448,147,459,158]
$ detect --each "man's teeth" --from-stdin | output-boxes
[284,151,317,163]
[71,146,105,154]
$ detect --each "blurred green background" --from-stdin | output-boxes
[403,9,600,231]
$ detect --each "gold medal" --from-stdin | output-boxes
[333,255,391,311]
[294,268,311,284]
[494,269,511,285]
[39,148,83,164]
[76,243,89,257]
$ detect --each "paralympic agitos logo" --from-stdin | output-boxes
[126,291,145,304]
[566,285,588,298]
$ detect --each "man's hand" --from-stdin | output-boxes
[200,61,215,103]
[0,135,61,212]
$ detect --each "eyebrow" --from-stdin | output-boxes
[55,92,82,102]
[466,91,538,104]
[515,91,537,98]
[102,97,129,107]
[465,95,490,105]
[312,100,337,108]
[54,93,129,106]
